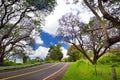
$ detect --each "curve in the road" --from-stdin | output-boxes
[43,63,69,80]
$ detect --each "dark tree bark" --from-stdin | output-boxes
[98,0,120,27]
[0,52,4,66]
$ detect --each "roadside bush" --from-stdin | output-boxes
[76,60,86,64]
[62,60,120,80]
[16,63,22,65]
[4,60,16,66]
[98,54,120,66]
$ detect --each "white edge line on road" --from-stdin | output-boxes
[43,63,68,80]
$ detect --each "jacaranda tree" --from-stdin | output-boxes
[0,0,57,65]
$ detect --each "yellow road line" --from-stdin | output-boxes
[0,63,46,74]
[0,63,60,80]
[43,63,68,80]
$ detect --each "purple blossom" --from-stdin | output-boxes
[80,22,85,26]
[90,16,95,21]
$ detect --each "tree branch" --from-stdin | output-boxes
[6,0,18,7]
[0,3,7,29]
[0,0,4,7]
[98,45,109,58]
[84,0,109,40]
[98,0,120,27]
[10,35,29,45]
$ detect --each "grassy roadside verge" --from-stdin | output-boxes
[0,60,60,73]
[0,62,44,73]
[62,60,120,80]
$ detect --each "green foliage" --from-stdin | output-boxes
[25,57,43,64]
[67,45,84,62]
[61,57,78,62]
[23,56,29,63]
[34,57,42,62]
[11,49,30,64]
[62,60,120,80]
[61,58,69,62]
[0,0,57,65]
[46,44,63,61]
[26,0,56,11]
[44,59,56,63]
[3,60,17,66]
[114,26,120,29]
[26,59,40,64]
[115,0,120,2]
[68,49,83,61]
[98,54,120,66]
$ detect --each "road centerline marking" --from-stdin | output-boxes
[0,63,60,80]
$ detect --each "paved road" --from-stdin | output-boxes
[0,62,69,80]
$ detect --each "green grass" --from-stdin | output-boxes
[62,60,120,80]
[0,62,42,73]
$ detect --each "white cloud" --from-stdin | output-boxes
[30,30,43,44]
[43,0,71,35]
[30,46,68,59]
[35,36,43,44]
[61,47,68,58]
[43,0,94,36]
[30,46,49,59]
[69,1,94,23]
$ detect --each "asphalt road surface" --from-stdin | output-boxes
[0,62,69,80]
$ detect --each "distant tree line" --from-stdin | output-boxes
[46,44,63,61]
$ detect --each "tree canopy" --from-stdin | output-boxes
[46,44,63,61]
[84,0,120,45]
[0,0,57,65]
[57,0,120,64]
[57,12,119,64]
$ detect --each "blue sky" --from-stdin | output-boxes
[33,31,69,50]
[30,0,94,59]
[30,31,69,59]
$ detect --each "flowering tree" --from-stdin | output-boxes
[57,13,119,64]
[83,0,120,45]
[65,0,120,52]
[0,0,56,65]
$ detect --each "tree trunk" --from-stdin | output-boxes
[0,43,5,66]
[94,64,97,76]
[93,55,98,65]
[112,67,117,80]
[14,58,16,63]
[0,56,4,66]
[23,56,27,63]
[93,56,98,76]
